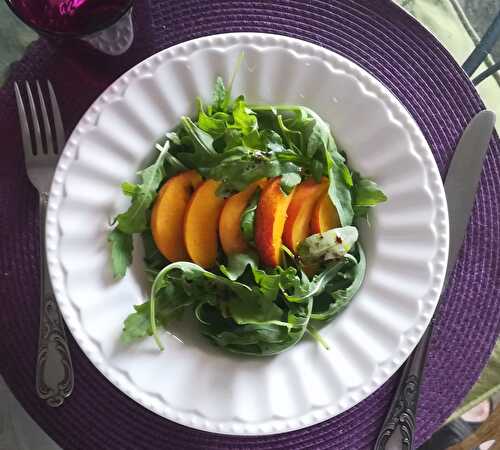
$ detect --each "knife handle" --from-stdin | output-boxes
[373,324,433,450]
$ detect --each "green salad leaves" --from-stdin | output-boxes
[110,68,387,356]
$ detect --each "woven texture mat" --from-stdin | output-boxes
[0,1,499,449]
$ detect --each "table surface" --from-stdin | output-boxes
[457,0,500,61]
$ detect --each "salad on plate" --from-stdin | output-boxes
[108,65,387,356]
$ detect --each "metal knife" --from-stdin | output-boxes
[374,110,496,450]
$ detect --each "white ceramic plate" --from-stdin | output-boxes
[46,33,449,435]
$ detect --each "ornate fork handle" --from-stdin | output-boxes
[374,324,433,449]
[36,192,74,407]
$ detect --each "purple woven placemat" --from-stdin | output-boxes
[0,1,499,449]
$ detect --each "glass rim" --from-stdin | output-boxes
[4,0,134,39]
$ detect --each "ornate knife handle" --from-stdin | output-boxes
[374,325,433,450]
[36,193,74,407]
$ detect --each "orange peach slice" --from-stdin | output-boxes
[283,178,329,252]
[219,179,267,255]
[184,179,226,268]
[310,191,341,234]
[151,170,202,262]
[255,177,296,267]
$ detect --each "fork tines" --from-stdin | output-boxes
[14,81,65,159]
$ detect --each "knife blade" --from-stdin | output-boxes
[444,110,496,283]
[374,110,496,450]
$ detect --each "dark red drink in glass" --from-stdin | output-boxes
[5,0,133,37]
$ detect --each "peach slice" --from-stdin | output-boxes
[184,179,226,268]
[219,179,267,255]
[151,170,202,262]
[283,178,329,252]
[310,191,341,234]
[255,177,296,267]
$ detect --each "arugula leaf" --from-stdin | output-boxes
[146,260,311,351]
[121,182,138,197]
[207,156,282,195]
[242,130,262,149]
[121,302,151,343]
[277,266,309,298]
[342,164,353,187]
[240,188,261,244]
[108,228,133,279]
[115,196,151,235]
[221,51,244,111]
[219,251,259,281]
[226,288,288,328]
[352,172,387,218]
[154,141,186,174]
[311,244,366,321]
[148,261,252,348]
[280,172,301,194]
[306,323,330,350]
[212,76,227,112]
[224,128,243,149]
[148,262,214,349]
[115,142,170,234]
[121,277,197,345]
[198,298,312,356]
[166,131,181,145]
[181,116,217,157]
[141,229,167,279]
[305,109,354,227]
[232,96,258,135]
[198,111,227,137]
[297,226,359,266]
[261,129,283,147]
[287,107,315,132]
[310,159,324,182]
[251,267,281,302]
[284,256,354,303]
[206,322,288,345]
[306,118,329,159]
[210,153,301,196]
[277,114,303,152]
[196,96,229,137]
[324,146,354,226]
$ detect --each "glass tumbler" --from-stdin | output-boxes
[4,0,135,55]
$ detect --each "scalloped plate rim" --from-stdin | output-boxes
[45,32,449,435]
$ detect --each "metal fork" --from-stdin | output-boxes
[15,81,74,407]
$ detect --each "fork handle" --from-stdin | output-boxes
[373,323,433,449]
[36,192,74,407]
